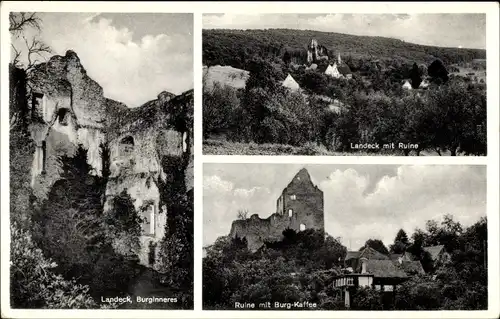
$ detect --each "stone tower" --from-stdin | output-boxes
[275,168,324,233]
[229,167,325,251]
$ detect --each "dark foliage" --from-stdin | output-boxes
[203,229,346,310]
[203,29,485,70]
[156,155,194,309]
[31,147,143,302]
[428,59,449,84]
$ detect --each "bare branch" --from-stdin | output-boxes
[21,35,52,72]
[10,44,21,67]
[9,12,41,35]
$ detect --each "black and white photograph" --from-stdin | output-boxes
[202,14,487,156]
[203,164,487,310]
[8,12,194,309]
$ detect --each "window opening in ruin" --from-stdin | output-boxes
[300,223,306,231]
[142,204,155,236]
[57,108,69,126]
[182,131,188,153]
[119,136,134,156]
[288,209,293,217]
[290,194,297,200]
[149,205,155,236]
[41,141,47,174]
[32,92,44,119]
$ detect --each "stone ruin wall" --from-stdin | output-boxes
[26,50,193,267]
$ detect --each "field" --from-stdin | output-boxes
[203,65,249,90]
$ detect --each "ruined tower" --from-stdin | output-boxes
[306,39,329,64]
[276,168,324,233]
[229,168,324,251]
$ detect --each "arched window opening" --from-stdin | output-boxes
[182,131,188,153]
[57,108,69,126]
[300,223,306,231]
[288,209,293,217]
[119,136,134,156]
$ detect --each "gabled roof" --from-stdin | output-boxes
[389,253,401,261]
[423,245,445,261]
[364,260,408,278]
[345,251,361,260]
[359,246,390,260]
[389,252,415,262]
[337,63,352,75]
[400,261,425,275]
[282,74,300,91]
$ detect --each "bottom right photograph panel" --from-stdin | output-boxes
[202,164,487,310]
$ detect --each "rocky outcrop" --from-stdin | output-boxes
[27,50,193,267]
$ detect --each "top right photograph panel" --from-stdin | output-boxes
[202,14,487,156]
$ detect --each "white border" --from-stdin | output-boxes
[1,2,499,319]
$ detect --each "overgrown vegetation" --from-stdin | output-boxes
[203,215,487,310]
[203,30,487,156]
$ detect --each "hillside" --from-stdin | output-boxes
[203,28,486,70]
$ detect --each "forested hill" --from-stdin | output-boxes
[203,28,486,70]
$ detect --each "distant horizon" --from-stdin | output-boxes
[203,13,486,50]
[203,27,486,51]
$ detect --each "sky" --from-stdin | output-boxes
[203,164,486,250]
[12,12,193,107]
[203,13,486,50]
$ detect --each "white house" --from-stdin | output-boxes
[325,63,341,78]
[402,80,412,90]
[419,79,430,89]
[282,74,300,92]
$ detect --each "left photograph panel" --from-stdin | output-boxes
[9,12,194,309]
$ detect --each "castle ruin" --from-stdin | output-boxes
[23,50,193,268]
[229,168,324,251]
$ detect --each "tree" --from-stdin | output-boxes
[237,209,249,220]
[202,82,241,139]
[420,79,483,156]
[359,239,390,255]
[10,222,97,309]
[10,12,52,73]
[156,155,193,309]
[390,229,410,254]
[245,56,284,93]
[31,147,142,302]
[428,59,449,84]
[410,62,422,89]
